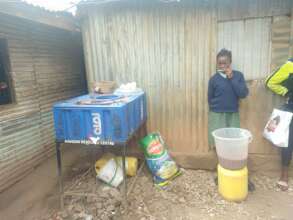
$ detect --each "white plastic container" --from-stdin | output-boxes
[212,128,252,170]
[97,158,123,187]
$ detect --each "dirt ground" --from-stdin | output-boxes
[1,149,293,220]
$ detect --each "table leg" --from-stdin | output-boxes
[122,143,127,210]
[56,141,64,209]
[143,122,148,136]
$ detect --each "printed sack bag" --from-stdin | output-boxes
[139,133,181,187]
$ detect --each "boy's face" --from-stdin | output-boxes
[217,56,231,71]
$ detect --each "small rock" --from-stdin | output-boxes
[109,189,121,199]
[106,205,115,212]
[101,215,109,220]
[85,214,93,220]
[61,211,68,218]
[96,209,103,216]
[67,205,74,212]
[100,192,109,199]
[72,213,80,220]
[140,217,147,220]
[108,198,116,206]
[96,202,103,209]
[179,197,186,203]
[102,186,112,192]
[133,188,140,194]
[114,200,122,207]
[112,215,121,220]
[95,196,102,202]
[74,205,84,213]
[86,196,95,203]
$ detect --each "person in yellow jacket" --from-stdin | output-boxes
[266,58,293,191]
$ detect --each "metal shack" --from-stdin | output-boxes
[77,0,293,170]
[0,1,86,191]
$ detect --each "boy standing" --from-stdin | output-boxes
[208,49,249,147]
[208,49,254,190]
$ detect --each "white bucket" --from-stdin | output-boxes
[212,128,252,170]
[97,158,123,187]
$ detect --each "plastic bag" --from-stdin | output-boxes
[263,108,293,147]
[96,158,123,187]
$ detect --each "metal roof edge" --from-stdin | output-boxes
[0,1,80,32]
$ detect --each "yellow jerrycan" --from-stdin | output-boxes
[218,164,248,202]
[95,153,138,177]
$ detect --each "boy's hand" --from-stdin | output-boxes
[225,66,233,79]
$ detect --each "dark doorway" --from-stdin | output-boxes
[0,39,12,105]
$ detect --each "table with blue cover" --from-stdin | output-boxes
[52,92,147,208]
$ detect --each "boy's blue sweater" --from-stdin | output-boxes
[208,71,249,113]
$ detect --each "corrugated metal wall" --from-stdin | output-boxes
[218,18,271,81]
[81,1,216,155]
[218,0,292,21]
[0,13,86,191]
[290,8,293,57]
[271,16,291,70]
[79,0,292,168]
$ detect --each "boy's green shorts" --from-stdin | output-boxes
[208,111,240,147]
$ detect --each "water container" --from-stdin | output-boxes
[212,128,252,170]
[218,164,248,202]
[53,91,147,144]
[96,158,123,187]
[95,153,138,177]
